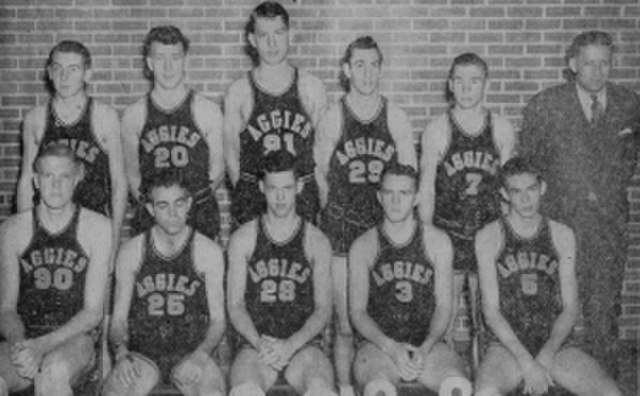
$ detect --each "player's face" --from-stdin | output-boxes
[147,42,187,91]
[250,16,290,66]
[378,174,417,223]
[344,48,381,97]
[147,185,192,236]
[48,52,90,100]
[448,64,486,110]
[570,44,612,94]
[35,156,81,210]
[502,173,546,220]
[260,170,300,218]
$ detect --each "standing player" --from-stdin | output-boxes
[16,40,126,260]
[102,171,226,396]
[474,157,621,396]
[122,25,224,240]
[314,36,417,396]
[349,164,471,396]
[0,144,112,396]
[226,152,335,396]
[418,53,515,342]
[224,1,327,225]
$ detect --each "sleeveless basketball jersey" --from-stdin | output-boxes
[433,110,501,240]
[494,217,563,354]
[245,218,314,339]
[326,97,398,221]
[138,91,210,193]
[40,98,111,215]
[17,206,89,338]
[240,68,316,177]
[367,224,435,346]
[128,228,208,362]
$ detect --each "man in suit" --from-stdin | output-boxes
[519,30,640,376]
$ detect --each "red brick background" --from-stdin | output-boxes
[0,0,638,340]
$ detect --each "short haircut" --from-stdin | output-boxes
[142,25,189,79]
[246,1,290,35]
[33,143,83,173]
[141,170,192,204]
[499,156,543,188]
[566,30,614,61]
[47,40,92,69]
[448,52,489,80]
[380,162,419,190]
[339,35,384,91]
[258,150,301,181]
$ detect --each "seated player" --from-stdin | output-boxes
[474,157,621,396]
[102,170,226,396]
[226,151,336,396]
[0,143,112,396]
[349,163,472,396]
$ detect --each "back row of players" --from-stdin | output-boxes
[0,1,631,395]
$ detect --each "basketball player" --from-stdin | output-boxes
[0,144,112,396]
[224,1,327,225]
[102,170,226,396]
[314,36,417,396]
[226,151,335,396]
[16,40,126,261]
[474,157,621,396]
[349,164,471,396]
[122,25,224,240]
[418,53,515,343]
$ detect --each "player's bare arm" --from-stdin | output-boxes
[22,211,111,359]
[298,71,327,129]
[109,234,145,360]
[192,233,226,355]
[418,115,448,223]
[476,222,550,392]
[0,214,31,344]
[120,98,146,201]
[226,221,262,347]
[387,103,417,169]
[94,102,127,259]
[536,221,579,368]
[313,103,342,208]
[491,114,516,165]
[419,224,454,355]
[223,77,252,186]
[16,106,46,212]
[194,94,225,192]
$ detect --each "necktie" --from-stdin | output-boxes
[591,94,604,124]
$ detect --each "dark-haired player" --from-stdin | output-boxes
[1,144,112,396]
[314,36,416,396]
[474,157,621,396]
[122,25,224,240]
[17,40,126,262]
[102,170,226,396]
[349,164,471,396]
[226,152,335,396]
[224,1,327,225]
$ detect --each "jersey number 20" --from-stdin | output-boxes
[155,146,189,168]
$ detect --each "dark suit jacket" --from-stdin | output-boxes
[519,82,640,228]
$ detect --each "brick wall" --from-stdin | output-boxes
[0,0,639,340]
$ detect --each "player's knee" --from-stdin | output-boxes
[36,354,71,390]
[229,383,265,396]
[0,377,8,396]
[363,379,396,396]
[438,376,472,396]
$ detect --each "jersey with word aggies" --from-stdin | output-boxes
[245,218,314,340]
[18,206,89,338]
[494,217,563,354]
[128,228,208,376]
[39,98,111,215]
[367,224,435,347]
[434,110,501,240]
[326,97,398,222]
[138,91,210,194]
[240,68,315,177]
